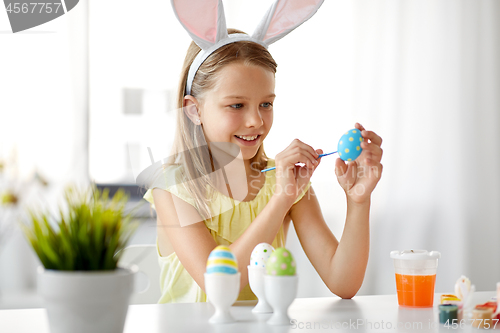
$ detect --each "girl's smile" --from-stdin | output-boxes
[234,134,261,146]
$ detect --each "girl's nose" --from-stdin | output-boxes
[246,107,264,127]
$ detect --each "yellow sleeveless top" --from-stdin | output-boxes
[143,158,311,303]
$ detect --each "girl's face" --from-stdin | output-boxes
[196,63,275,161]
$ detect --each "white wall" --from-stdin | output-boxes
[0,0,89,295]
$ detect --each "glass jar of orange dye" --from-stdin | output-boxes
[390,250,441,308]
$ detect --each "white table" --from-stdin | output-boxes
[0,292,496,332]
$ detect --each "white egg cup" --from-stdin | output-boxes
[247,266,273,313]
[204,272,241,324]
[264,274,298,325]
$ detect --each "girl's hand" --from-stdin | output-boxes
[274,139,322,206]
[334,123,383,204]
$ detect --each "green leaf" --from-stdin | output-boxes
[20,184,138,271]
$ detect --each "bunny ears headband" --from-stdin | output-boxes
[171,0,325,96]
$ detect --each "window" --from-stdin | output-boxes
[88,0,190,199]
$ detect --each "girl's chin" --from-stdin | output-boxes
[242,147,261,160]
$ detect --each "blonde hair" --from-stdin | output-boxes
[166,28,277,221]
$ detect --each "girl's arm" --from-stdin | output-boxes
[289,186,370,299]
[290,124,383,299]
[153,188,217,293]
[153,187,292,294]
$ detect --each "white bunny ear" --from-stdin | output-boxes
[253,0,324,47]
[171,0,228,50]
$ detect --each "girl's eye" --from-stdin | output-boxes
[261,102,273,108]
[230,103,243,109]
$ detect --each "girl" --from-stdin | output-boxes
[143,0,383,303]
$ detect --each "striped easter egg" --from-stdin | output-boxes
[206,245,238,275]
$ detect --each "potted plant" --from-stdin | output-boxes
[20,184,139,333]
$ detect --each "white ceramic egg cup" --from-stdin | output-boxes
[247,266,273,313]
[204,272,241,324]
[264,274,298,325]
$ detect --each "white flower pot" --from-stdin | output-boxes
[37,265,137,333]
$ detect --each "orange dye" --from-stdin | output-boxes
[395,274,436,307]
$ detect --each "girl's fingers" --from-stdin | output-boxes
[355,122,366,132]
[360,141,383,159]
[302,151,319,169]
[294,139,320,160]
[290,139,320,168]
[361,130,383,147]
[335,158,346,177]
[292,151,318,170]
[282,151,316,171]
[355,123,383,147]
[315,149,323,158]
[312,149,323,168]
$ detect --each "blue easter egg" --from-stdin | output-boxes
[338,129,363,162]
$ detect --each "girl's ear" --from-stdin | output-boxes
[183,95,202,125]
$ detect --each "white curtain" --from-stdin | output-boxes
[349,0,500,296]
[254,0,500,296]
